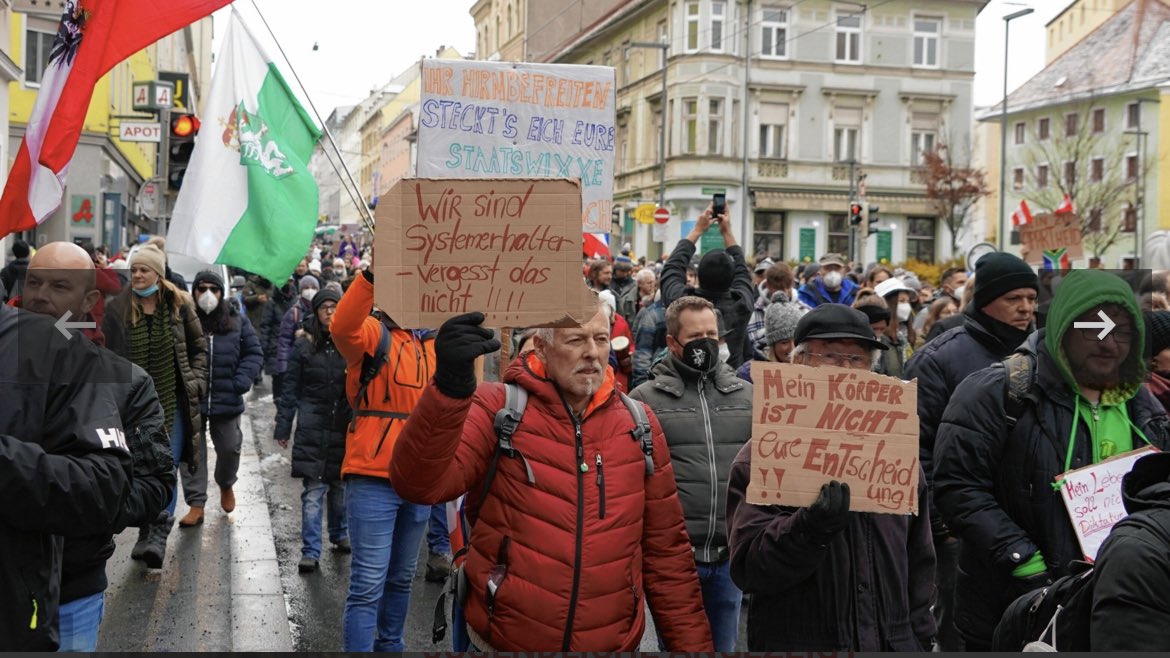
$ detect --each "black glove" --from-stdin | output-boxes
[362,269,373,283]
[803,480,851,538]
[434,312,500,398]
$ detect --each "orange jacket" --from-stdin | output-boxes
[391,352,714,651]
[331,274,435,480]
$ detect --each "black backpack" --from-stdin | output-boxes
[992,561,1095,651]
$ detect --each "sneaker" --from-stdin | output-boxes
[425,551,452,583]
[298,556,318,573]
[331,537,352,553]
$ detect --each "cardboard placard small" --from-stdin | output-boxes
[373,178,597,328]
[1019,213,1084,265]
[1056,446,1158,561]
[747,362,920,515]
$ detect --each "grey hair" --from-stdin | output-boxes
[789,342,883,370]
[635,268,656,283]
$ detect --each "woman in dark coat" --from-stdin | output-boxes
[274,288,349,572]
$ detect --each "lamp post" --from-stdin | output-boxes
[631,41,670,214]
[998,7,1034,251]
[1126,97,1159,267]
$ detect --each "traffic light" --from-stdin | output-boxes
[167,113,200,191]
[867,205,880,236]
[849,202,863,227]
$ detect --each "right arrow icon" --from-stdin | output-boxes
[1073,309,1116,340]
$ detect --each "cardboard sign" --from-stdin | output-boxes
[1019,213,1084,265]
[747,362,920,515]
[373,178,597,329]
[416,59,616,233]
[1056,446,1158,561]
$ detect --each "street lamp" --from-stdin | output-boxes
[998,6,1034,251]
[1125,97,1159,267]
[630,41,670,213]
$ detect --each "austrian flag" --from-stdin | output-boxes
[0,0,232,238]
[1011,199,1034,227]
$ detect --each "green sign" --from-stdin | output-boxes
[876,230,892,264]
[799,227,816,262]
[699,225,725,254]
[700,186,727,195]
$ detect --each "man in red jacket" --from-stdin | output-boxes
[391,307,714,651]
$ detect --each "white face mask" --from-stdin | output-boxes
[897,302,912,322]
[302,288,318,301]
[197,290,219,314]
[718,342,731,363]
[333,267,346,277]
[953,285,966,302]
[822,270,844,290]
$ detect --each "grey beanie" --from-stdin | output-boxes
[765,300,804,345]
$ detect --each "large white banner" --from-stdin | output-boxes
[417,59,616,233]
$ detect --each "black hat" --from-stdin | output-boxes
[193,270,225,292]
[794,303,889,351]
[974,253,1038,310]
[1147,310,1170,357]
[311,287,341,314]
[698,249,734,293]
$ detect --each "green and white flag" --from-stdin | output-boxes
[168,10,322,284]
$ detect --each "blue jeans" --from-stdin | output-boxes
[165,412,186,517]
[342,477,429,652]
[302,479,347,559]
[57,591,105,652]
[657,559,741,651]
[427,504,451,555]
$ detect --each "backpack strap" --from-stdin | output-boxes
[1003,352,1037,432]
[348,322,394,432]
[619,392,655,476]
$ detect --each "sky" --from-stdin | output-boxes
[212,0,1073,123]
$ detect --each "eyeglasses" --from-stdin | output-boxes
[806,351,871,367]
[1074,327,1134,344]
[318,304,337,313]
[195,285,221,294]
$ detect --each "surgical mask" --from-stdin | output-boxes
[681,337,719,373]
[953,284,966,302]
[333,267,346,277]
[302,288,318,301]
[822,271,843,290]
[198,291,219,314]
[133,283,159,298]
[897,302,912,322]
[718,342,731,363]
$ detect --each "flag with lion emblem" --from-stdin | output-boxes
[168,9,322,283]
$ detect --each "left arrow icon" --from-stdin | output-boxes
[55,310,96,339]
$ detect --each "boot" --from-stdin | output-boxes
[425,551,452,583]
[179,506,204,527]
[220,486,236,513]
[130,526,150,561]
[141,513,173,569]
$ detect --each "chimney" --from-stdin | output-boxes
[436,45,445,57]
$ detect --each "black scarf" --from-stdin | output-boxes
[967,306,1032,356]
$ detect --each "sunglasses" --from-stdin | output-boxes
[195,285,222,294]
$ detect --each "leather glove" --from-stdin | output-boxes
[803,480,851,538]
[434,312,500,398]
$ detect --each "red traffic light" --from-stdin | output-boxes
[171,114,200,137]
[850,203,863,215]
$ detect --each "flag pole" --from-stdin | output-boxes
[244,1,376,234]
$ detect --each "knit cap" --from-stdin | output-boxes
[298,274,320,291]
[974,253,1037,310]
[765,300,804,345]
[130,243,166,278]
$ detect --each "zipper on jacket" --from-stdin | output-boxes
[595,452,606,519]
[206,334,215,410]
[697,378,719,561]
[561,403,586,651]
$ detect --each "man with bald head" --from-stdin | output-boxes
[21,242,175,650]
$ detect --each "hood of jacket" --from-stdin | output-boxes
[1122,451,1170,515]
[646,351,745,398]
[1043,269,1145,402]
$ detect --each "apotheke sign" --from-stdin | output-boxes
[119,121,162,143]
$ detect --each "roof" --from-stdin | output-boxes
[986,0,1170,118]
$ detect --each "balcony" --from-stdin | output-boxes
[757,159,789,179]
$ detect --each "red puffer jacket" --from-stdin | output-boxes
[391,352,713,651]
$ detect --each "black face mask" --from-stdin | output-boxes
[681,337,719,373]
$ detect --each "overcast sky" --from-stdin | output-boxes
[214,0,1069,122]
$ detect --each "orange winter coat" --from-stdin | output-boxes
[390,352,714,651]
[331,274,436,480]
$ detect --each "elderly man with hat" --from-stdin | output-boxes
[903,251,1038,651]
[660,204,755,367]
[798,253,858,309]
[726,303,936,650]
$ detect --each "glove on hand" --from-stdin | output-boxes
[434,312,500,398]
[803,480,851,538]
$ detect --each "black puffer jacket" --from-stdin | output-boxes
[629,354,752,563]
[659,239,755,367]
[934,332,1170,645]
[1090,452,1170,651]
[275,320,349,481]
[200,306,264,417]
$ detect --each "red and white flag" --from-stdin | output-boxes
[1055,194,1075,214]
[0,0,231,239]
[1011,199,1034,227]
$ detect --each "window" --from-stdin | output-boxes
[621,44,631,85]
[683,97,698,153]
[686,2,700,52]
[710,1,726,51]
[25,29,54,85]
[1038,117,1051,140]
[1123,204,1137,233]
[761,7,789,58]
[1037,163,1050,188]
[1087,207,1102,233]
[1012,167,1025,190]
[911,131,936,164]
[754,212,785,258]
[835,13,861,63]
[1092,108,1105,134]
[828,214,851,256]
[658,20,668,66]
[1090,157,1104,182]
[1127,102,1141,129]
[834,127,859,162]
[1064,161,1077,187]
[1126,154,1139,181]
[649,98,663,161]
[758,102,788,158]
[1065,113,1079,136]
[1014,122,1026,145]
[913,17,941,67]
[506,4,513,38]
[708,99,723,154]
[907,217,937,263]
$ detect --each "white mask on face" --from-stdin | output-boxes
[897,302,912,322]
[822,270,844,290]
[197,291,219,314]
[302,288,318,301]
[333,267,346,277]
[953,285,966,303]
[718,342,731,363]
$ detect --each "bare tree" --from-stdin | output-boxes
[920,141,991,255]
[1020,99,1146,259]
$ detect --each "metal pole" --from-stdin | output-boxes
[1135,111,1143,266]
[999,8,1034,251]
[741,0,751,243]
[848,159,857,263]
[658,51,668,210]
